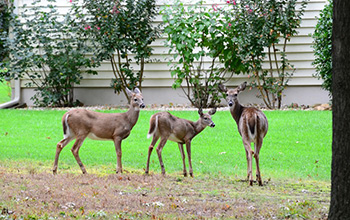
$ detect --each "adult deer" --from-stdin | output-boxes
[53,88,145,174]
[219,82,268,186]
[145,108,216,177]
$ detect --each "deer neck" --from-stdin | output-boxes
[230,101,245,125]
[192,120,206,136]
[126,104,140,127]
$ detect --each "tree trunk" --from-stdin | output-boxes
[328,0,350,219]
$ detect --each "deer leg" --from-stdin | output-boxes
[145,135,160,175]
[156,138,168,175]
[113,138,123,174]
[254,138,263,186]
[185,141,193,177]
[243,141,253,186]
[244,149,250,181]
[53,137,73,174]
[71,137,87,174]
[178,143,187,177]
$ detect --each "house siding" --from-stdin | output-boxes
[16,0,330,106]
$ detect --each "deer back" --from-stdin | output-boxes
[65,109,134,140]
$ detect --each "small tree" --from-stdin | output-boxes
[225,0,307,109]
[312,0,332,97]
[72,0,160,102]
[2,0,98,107]
[0,0,13,72]
[163,0,246,108]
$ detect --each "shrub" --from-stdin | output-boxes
[162,0,246,108]
[224,0,307,109]
[3,0,98,107]
[0,0,13,72]
[312,0,332,97]
[72,0,160,102]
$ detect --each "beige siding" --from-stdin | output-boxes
[17,0,330,106]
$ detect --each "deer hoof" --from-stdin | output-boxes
[53,170,57,175]
[190,173,194,178]
[249,180,253,186]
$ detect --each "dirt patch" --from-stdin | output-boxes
[0,168,330,219]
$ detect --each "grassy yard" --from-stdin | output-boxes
[0,79,11,104]
[0,109,331,181]
[0,109,331,219]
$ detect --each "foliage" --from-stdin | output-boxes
[2,0,98,107]
[0,73,11,103]
[0,0,13,72]
[224,0,307,109]
[162,0,246,108]
[163,0,306,109]
[72,0,160,102]
[312,0,332,97]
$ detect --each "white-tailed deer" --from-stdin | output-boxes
[145,108,216,177]
[219,82,268,186]
[53,88,145,174]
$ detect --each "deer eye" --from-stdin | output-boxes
[204,117,208,120]
[134,98,138,102]
[234,94,238,97]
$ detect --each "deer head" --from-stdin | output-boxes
[126,87,145,109]
[198,108,216,128]
[219,82,247,108]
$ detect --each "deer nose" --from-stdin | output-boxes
[210,123,215,128]
[228,101,233,107]
[140,103,145,109]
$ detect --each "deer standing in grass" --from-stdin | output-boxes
[53,88,145,174]
[145,109,216,177]
[219,82,268,186]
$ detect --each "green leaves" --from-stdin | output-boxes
[76,0,160,99]
[312,0,332,97]
[4,0,98,107]
[163,0,243,108]
[223,0,307,109]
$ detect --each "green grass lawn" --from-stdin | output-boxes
[0,80,11,104]
[0,109,331,181]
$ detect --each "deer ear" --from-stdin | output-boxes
[218,84,227,92]
[126,87,133,97]
[208,108,216,115]
[134,87,141,94]
[238,82,247,92]
[198,108,203,116]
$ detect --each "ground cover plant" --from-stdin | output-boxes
[0,79,11,103]
[0,109,331,218]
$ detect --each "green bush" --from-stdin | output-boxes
[162,0,246,108]
[312,0,332,97]
[72,0,160,102]
[0,0,13,72]
[225,0,307,109]
[3,0,98,107]
[164,0,307,109]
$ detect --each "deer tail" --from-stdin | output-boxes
[147,115,158,139]
[247,114,257,141]
[63,113,71,139]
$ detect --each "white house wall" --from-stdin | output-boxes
[16,0,330,107]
